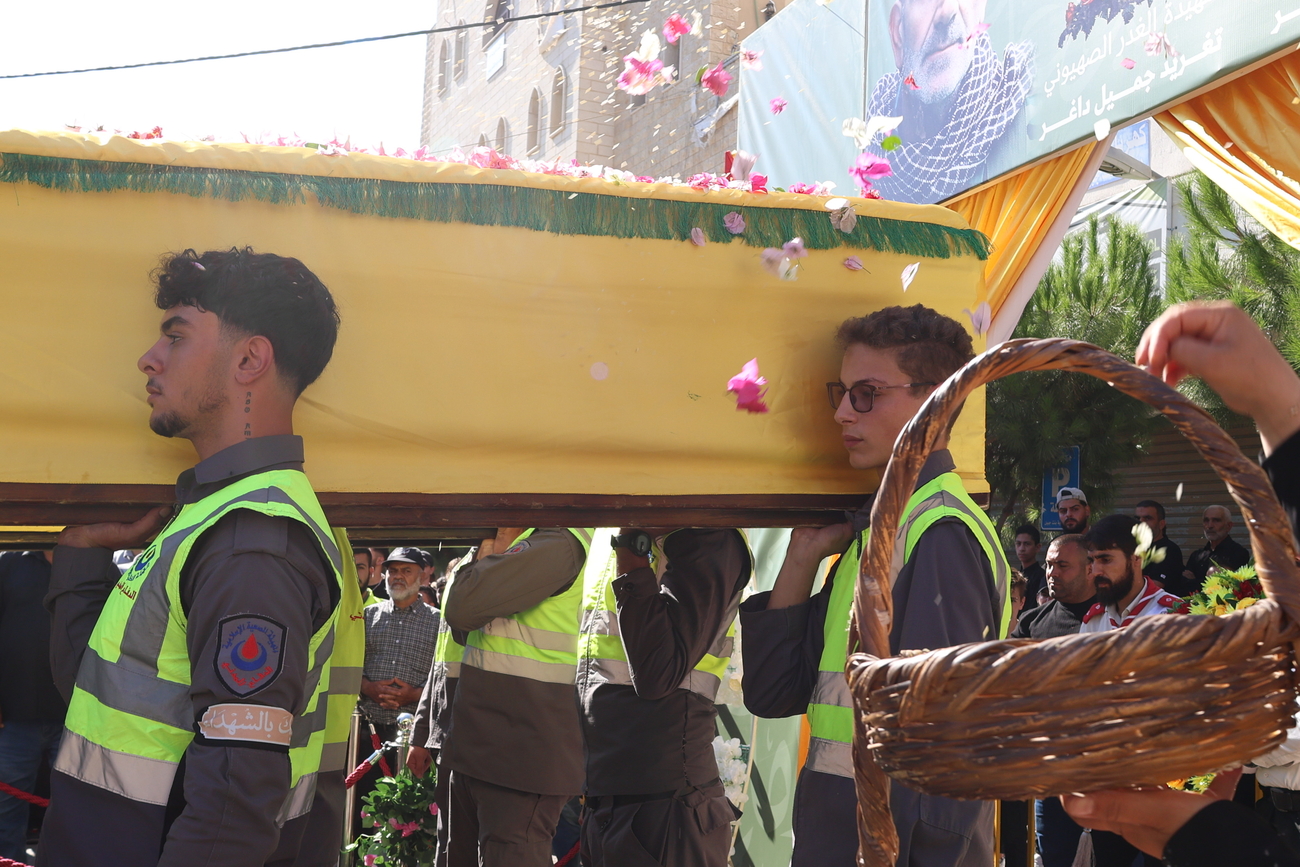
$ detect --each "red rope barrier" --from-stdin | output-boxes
[0,856,33,867]
[368,729,393,778]
[555,839,580,867]
[0,779,47,808]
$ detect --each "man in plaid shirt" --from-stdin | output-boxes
[353,548,440,826]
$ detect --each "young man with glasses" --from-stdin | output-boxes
[740,304,1012,867]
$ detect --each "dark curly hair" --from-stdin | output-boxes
[836,304,975,392]
[153,248,339,395]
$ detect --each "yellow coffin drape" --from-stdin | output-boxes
[0,130,990,499]
[945,141,1105,318]
[1156,52,1300,251]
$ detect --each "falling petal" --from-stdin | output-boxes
[843,256,865,271]
[740,49,763,71]
[962,301,992,336]
[769,97,788,115]
[1176,482,1185,502]
[701,63,733,97]
[901,262,920,291]
[727,358,770,413]
[723,211,746,234]
[690,227,707,246]
[663,13,690,44]
[903,72,920,89]
[963,22,989,45]
[782,237,808,258]
[829,206,857,233]
[1121,57,1135,69]
[590,362,609,380]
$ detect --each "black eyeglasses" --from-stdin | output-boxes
[826,380,936,413]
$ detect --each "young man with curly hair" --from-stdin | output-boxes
[740,304,1012,867]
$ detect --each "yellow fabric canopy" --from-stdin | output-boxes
[947,141,1105,319]
[1156,51,1300,251]
[0,130,991,501]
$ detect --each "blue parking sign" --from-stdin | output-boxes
[1041,447,1081,532]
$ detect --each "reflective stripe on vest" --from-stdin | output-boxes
[805,530,865,777]
[320,528,366,774]
[576,528,750,702]
[57,470,343,821]
[433,570,465,681]
[805,472,1010,778]
[461,528,592,685]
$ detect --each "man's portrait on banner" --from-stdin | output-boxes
[865,0,1033,204]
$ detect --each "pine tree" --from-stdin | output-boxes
[1166,171,1300,422]
[987,214,1165,534]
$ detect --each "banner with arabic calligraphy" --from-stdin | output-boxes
[740,0,1300,205]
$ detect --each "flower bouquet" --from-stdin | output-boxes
[1165,564,1264,791]
[344,770,440,867]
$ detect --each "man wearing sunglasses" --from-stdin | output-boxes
[739,304,1011,867]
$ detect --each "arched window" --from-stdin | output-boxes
[549,67,566,137]
[454,23,468,81]
[437,40,451,96]
[495,117,509,153]
[484,0,511,45]
[526,88,542,155]
[478,132,490,148]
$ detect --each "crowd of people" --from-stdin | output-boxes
[1,247,1299,867]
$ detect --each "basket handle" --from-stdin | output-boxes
[851,337,1300,661]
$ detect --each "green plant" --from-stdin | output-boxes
[344,770,440,867]
[1166,171,1300,424]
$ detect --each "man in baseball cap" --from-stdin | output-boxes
[1055,487,1091,534]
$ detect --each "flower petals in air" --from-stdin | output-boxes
[663,13,690,44]
[1121,57,1135,69]
[701,63,733,97]
[901,262,919,291]
[843,256,865,271]
[741,49,763,71]
[849,153,892,194]
[727,358,770,413]
[1144,32,1178,58]
[829,206,857,233]
[769,97,788,115]
[724,211,746,234]
[690,227,707,246]
[760,248,800,280]
[903,72,919,89]
[730,149,758,181]
[963,301,992,336]
[782,237,808,258]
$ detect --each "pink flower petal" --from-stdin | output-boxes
[782,237,807,258]
[727,359,770,414]
[724,211,746,234]
[769,97,787,115]
[690,227,707,246]
[1121,57,1135,69]
[429,802,440,815]
[848,153,892,194]
[843,256,864,271]
[963,301,992,336]
[663,13,690,43]
[740,49,763,71]
[701,63,732,97]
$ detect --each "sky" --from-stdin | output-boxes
[0,2,436,148]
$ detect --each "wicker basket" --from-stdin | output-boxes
[845,338,1300,866]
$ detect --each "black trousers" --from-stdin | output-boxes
[580,785,738,867]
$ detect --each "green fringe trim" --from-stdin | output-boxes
[0,153,990,259]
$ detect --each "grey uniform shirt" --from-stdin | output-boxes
[740,449,1000,719]
[41,435,337,867]
[442,528,587,796]
[579,529,750,796]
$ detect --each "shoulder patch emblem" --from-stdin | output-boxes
[503,540,531,555]
[215,615,286,697]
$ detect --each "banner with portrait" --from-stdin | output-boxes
[740,0,1300,204]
